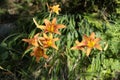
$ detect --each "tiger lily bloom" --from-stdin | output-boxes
[49,4,61,14]
[33,18,65,35]
[31,47,48,62]
[83,32,102,56]
[39,33,59,50]
[71,40,86,52]
[22,33,39,47]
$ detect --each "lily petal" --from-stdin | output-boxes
[33,18,45,29]
[22,39,38,47]
[83,35,89,41]
[95,44,102,51]
[49,33,53,39]
[90,32,95,39]
[71,46,77,50]
[86,48,92,56]
[56,24,66,29]
[54,30,61,35]
[43,54,49,59]
[52,18,56,25]
[75,40,80,44]
[51,44,58,50]
[94,38,101,44]
[56,5,60,8]
[43,33,48,39]
[53,38,59,41]
[34,33,40,38]
[44,19,51,26]
[36,57,40,62]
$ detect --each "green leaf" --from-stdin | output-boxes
[1,51,9,60]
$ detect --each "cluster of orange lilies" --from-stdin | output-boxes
[22,4,102,62]
[22,4,64,62]
[23,17,65,62]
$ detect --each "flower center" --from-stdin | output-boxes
[47,24,54,32]
[47,39,52,46]
[87,40,95,48]
[52,6,58,12]
[34,48,44,57]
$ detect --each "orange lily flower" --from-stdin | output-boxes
[31,47,48,62]
[71,40,86,52]
[39,33,59,50]
[83,32,102,56]
[22,33,39,47]
[49,4,61,14]
[33,18,65,35]
[44,18,65,34]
